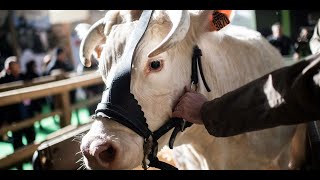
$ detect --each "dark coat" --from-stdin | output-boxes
[201,53,320,137]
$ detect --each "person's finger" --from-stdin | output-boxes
[174,87,189,107]
[174,86,196,110]
[172,110,183,118]
[176,92,190,106]
[174,103,180,111]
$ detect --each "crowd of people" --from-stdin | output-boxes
[0,15,103,170]
[0,47,75,169]
[266,22,314,61]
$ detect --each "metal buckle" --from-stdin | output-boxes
[190,81,198,91]
[142,136,153,170]
[181,119,186,132]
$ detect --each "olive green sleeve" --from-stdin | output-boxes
[201,53,320,137]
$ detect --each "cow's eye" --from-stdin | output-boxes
[150,61,161,69]
[148,60,163,72]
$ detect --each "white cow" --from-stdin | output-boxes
[80,10,306,170]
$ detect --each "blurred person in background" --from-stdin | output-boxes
[267,22,294,57]
[24,60,45,115]
[293,27,312,61]
[44,47,76,123]
[45,47,74,75]
[23,60,46,130]
[0,57,36,169]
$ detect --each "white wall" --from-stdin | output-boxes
[231,10,257,30]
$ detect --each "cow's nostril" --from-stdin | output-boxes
[99,146,116,163]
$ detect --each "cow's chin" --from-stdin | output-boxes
[81,117,144,170]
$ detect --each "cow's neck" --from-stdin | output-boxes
[157,27,302,170]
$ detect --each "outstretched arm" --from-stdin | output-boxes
[173,53,320,137]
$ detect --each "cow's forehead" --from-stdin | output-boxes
[104,22,137,60]
[104,20,170,63]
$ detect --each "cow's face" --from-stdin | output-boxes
[80,10,232,170]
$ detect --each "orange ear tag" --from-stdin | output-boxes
[210,10,230,31]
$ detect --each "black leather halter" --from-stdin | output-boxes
[95,10,211,170]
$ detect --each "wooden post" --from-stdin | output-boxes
[57,91,72,127]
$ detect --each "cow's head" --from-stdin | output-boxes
[80,10,232,170]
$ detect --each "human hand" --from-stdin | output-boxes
[172,86,208,124]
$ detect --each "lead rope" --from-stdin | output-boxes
[192,45,211,92]
[142,45,211,170]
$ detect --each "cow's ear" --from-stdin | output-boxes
[93,44,104,59]
[192,10,233,33]
[75,23,104,61]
